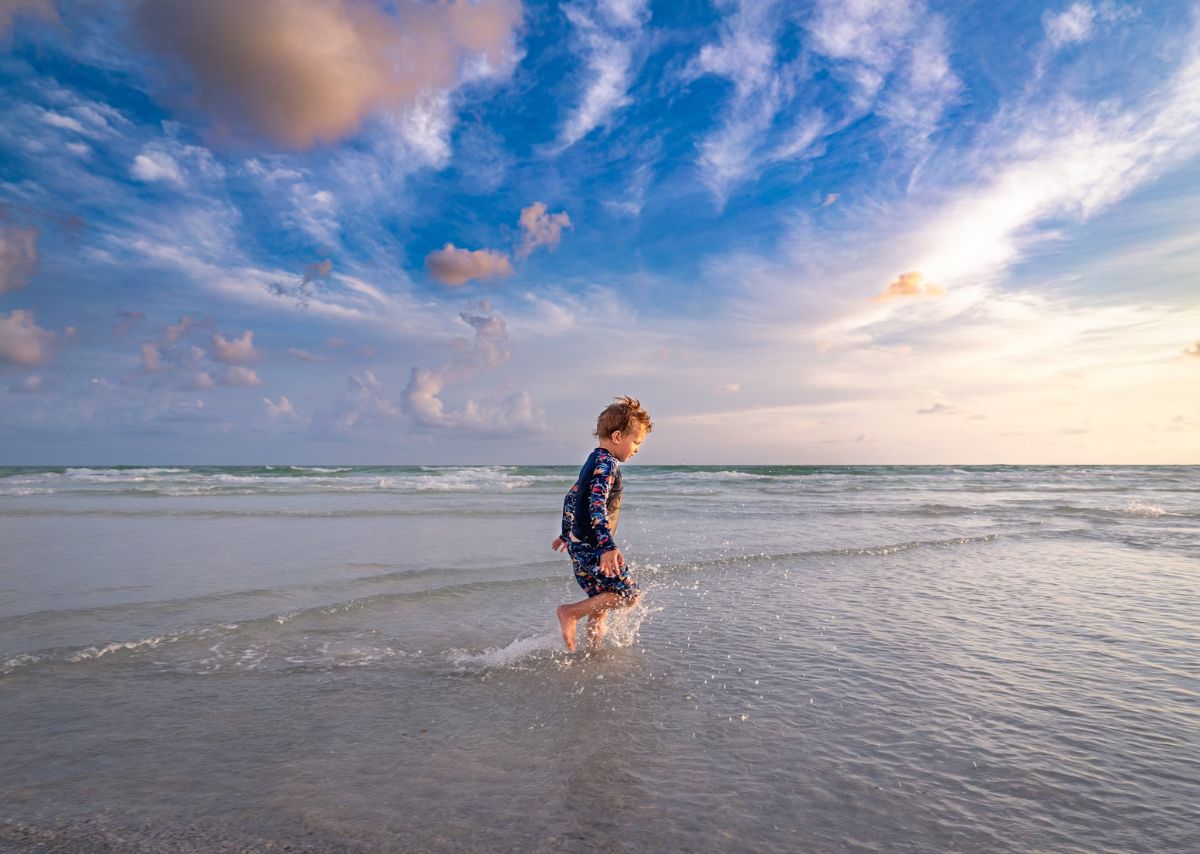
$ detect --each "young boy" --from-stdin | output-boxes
[553,396,653,652]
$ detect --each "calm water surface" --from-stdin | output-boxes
[1,465,1197,852]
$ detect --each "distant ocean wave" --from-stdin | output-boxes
[0,465,567,496]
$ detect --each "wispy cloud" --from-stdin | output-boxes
[688,0,816,203]
[133,0,524,149]
[555,0,651,149]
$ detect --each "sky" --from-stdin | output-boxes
[0,0,1197,465]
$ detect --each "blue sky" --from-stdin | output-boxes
[1,0,1197,464]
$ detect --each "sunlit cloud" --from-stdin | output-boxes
[713,383,741,394]
[0,308,66,366]
[875,271,944,300]
[517,202,572,259]
[211,330,260,365]
[1184,340,1200,357]
[425,244,514,286]
[162,316,192,345]
[221,366,261,388]
[140,341,165,373]
[132,0,524,149]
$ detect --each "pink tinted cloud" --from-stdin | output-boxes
[133,0,522,148]
[425,243,514,286]
[876,270,945,300]
[221,366,262,387]
[0,309,60,366]
[517,202,572,259]
[211,330,261,364]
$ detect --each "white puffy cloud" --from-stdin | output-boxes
[130,148,185,186]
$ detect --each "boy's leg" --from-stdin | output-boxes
[556,592,627,652]
[585,610,609,651]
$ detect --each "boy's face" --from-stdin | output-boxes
[608,425,648,461]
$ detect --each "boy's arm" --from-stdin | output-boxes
[553,482,579,551]
[588,454,619,553]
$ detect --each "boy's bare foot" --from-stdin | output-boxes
[556,605,577,652]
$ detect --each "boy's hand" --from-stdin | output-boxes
[599,547,624,577]
[551,536,568,552]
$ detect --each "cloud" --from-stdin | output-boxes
[221,366,262,387]
[269,259,334,308]
[1043,2,1096,47]
[713,383,741,394]
[113,309,144,338]
[288,347,333,363]
[425,243,514,286]
[1184,340,1200,357]
[556,0,650,148]
[8,374,43,394]
[0,1,56,38]
[133,0,524,149]
[876,271,944,300]
[688,0,818,202]
[806,0,959,133]
[0,308,58,366]
[822,193,839,207]
[130,147,185,186]
[335,370,403,429]
[263,395,309,424]
[0,221,40,293]
[140,341,165,373]
[517,202,572,259]
[916,401,961,415]
[402,301,539,431]
[211,330,260,364]
[162,315,193,344]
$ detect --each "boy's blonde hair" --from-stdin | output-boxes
[594,396,653,439]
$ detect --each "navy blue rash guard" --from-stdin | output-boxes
[560,447,622,552]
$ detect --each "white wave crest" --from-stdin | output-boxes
[449,632,561,670]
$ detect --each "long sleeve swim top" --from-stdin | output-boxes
[560,447,623,552]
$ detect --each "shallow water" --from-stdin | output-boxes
[1,465,1198,852]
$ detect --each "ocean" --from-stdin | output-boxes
[1,464,1197,853]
